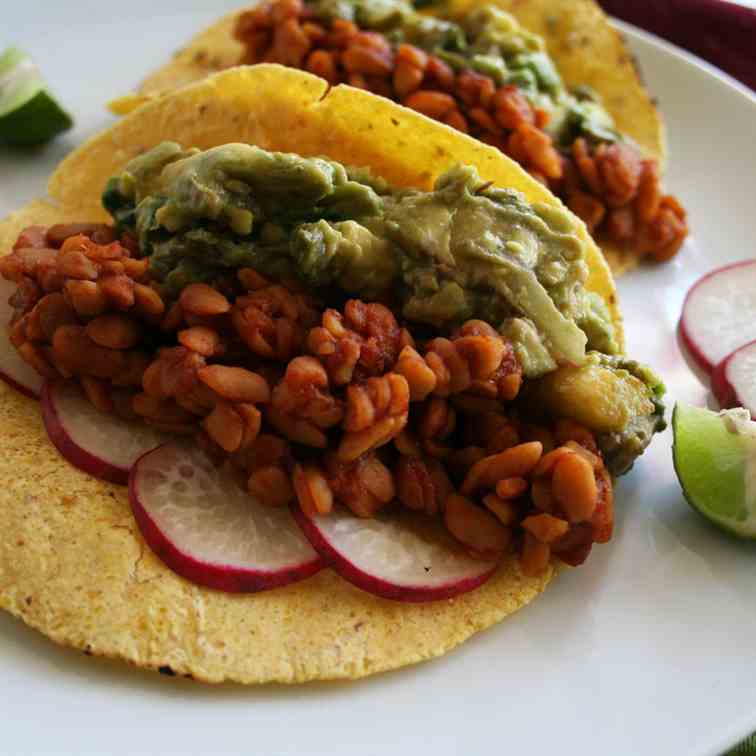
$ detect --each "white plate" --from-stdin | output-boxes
[2,5,756,756]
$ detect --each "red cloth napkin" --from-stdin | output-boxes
[597,0,756,91]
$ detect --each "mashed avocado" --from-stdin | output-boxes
[103,141,618,369]
[385,165,615,365]
[306,0,622,147]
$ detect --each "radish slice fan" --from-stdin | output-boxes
[0,278,43,398]
[130,443,323,593]
[293,505,499,602]
[42,380,171,484]
[680,261,756,375]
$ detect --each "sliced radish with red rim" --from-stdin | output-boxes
[712,340,756,417]
[130,443,324,593]
[680,261,756,376]
[42,380,172,484]
[0,278,43,398]
[293,504,499,602]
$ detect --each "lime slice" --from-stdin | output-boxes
[0,47,72,146]
[672,403,756,538]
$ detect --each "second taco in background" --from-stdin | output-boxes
[115,0,689,275]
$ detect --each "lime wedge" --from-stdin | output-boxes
[672,403,756,538]
[0,47,72,146]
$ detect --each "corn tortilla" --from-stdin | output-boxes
[128,0,666,276]
[0,65,620,683]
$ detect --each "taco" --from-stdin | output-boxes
[118,0,689,275]
[0,66,664,683]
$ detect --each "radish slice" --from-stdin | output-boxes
[0,279,43,398]
[130,443,323,593]
[293,505,499,602]
[712,340,756,417]
[680,261,756,375]
[42,380,172,484]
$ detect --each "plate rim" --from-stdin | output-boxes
[614,18,756,107]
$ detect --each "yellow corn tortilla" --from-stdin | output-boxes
[0,65,620,683]
[121,0,665,277]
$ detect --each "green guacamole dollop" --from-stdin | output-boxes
[103,141,618,373]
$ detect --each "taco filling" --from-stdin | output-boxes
[1,141,664,586]
[232,0,688,263]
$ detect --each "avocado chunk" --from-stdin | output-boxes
[522,352,666,475]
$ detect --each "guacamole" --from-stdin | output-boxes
[103,141,618,370]
[306,0,622,147]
